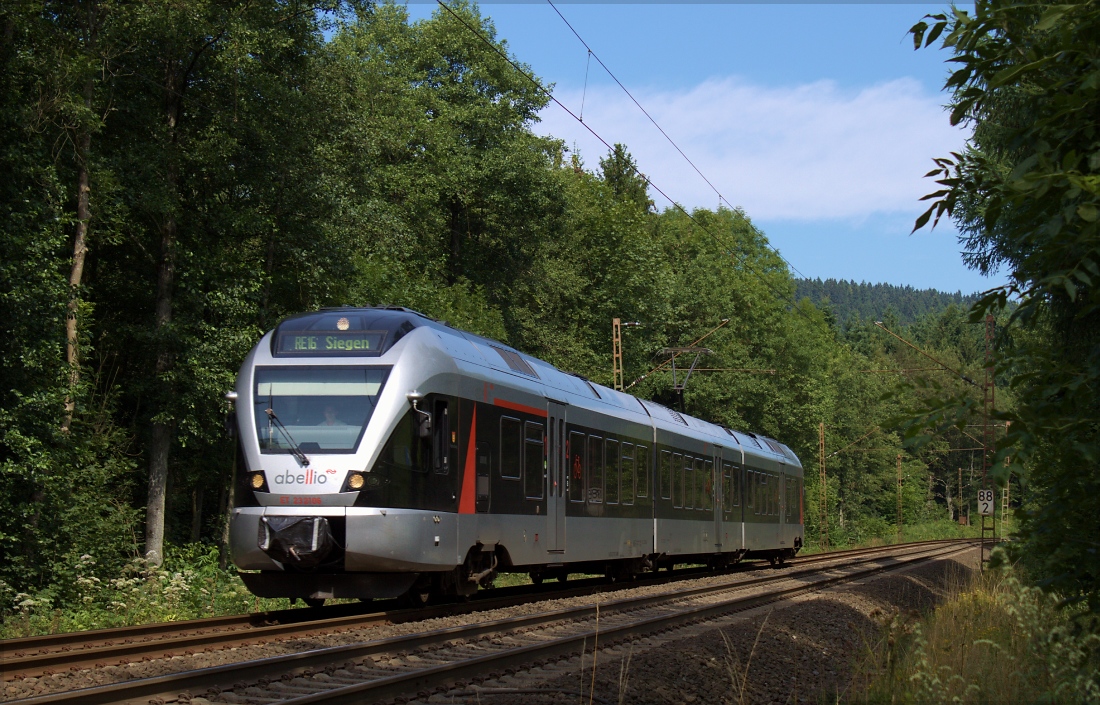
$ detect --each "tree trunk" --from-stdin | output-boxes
[218,469,235,570]
[62,1,100,431]
[447,198,463,285]
[62,98,93,432]
[189,486,203,542]
[145,67,181,568]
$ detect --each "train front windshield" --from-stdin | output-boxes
[254,367,389,454]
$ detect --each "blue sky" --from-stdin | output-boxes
[408,3,997,294]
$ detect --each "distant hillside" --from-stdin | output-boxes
[795,278,979,324]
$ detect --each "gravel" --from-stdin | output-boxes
[2,546,977,704]
[420,546,979,705]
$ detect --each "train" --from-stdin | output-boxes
[228,307,804,605]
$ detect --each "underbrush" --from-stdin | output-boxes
[0,520,997,640]
[0,544,294,639]
[849,556,1100,704]
[802,518,983,556]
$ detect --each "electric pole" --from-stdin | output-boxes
[819,422,828,551]
[896,453,903,539]
[612,318,623,391]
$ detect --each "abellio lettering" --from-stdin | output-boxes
[273,469,327,485]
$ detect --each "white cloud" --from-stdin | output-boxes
[535,77,969,221]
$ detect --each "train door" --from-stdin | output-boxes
[712,448,723,550]
[777,461,787,548]
[721,458,743,550]
[547,400,567,554]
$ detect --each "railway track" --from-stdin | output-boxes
[5,539,976,705]
[1,538,963,681]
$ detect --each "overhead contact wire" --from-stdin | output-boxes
[433,0,815,334]
[545,0,809,282]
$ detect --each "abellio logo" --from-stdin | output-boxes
[273,468,327,485]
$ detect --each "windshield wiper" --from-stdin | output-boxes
[265,408,310,467]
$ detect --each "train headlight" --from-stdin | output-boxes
[346,472,365,490]
[250,472,266,490]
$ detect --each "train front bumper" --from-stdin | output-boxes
[231,506,460,573]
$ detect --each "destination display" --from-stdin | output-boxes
[274,330,386,355]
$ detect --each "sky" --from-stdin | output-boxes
[408,2,997,294]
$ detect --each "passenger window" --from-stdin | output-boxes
[605,439,620,504]
[500,416,522,480]
[636,445,649,498]
[704,460,714,511]
[621,443,635,505]
[659,450,671,500]
[722,462,732,510]
[746,470,754,510]
[524,422,544,500]
[672,453,683,508]
[568,431,586,503]
[588,435,603,503]
[433,400,450,474]
[686,456,695,509]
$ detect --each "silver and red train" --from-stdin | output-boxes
[229,307,804,604]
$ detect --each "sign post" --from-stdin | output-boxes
[978,488,996,565]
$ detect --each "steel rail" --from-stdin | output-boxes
[6,540,975,705]
[1,538,966,679]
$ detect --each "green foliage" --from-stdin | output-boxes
[796,278,979,325]
[0,0,1015,631]
[912,0,1100,610]
[0,544,292,639]
[852,561,1100,704]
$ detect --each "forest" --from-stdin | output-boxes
[795,278,979,325]
[0,0,1095,623]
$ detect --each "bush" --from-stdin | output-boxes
[852,555,1100,703]
[0,543,293,639]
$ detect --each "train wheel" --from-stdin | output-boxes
[555,570,569,583]
[303,598,326,608]
[403,587,431,608]
[530,572,544,586]
[768,555,779,567]
[402,576,433,607]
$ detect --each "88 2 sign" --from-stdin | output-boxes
[977,489,995,516]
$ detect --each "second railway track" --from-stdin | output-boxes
[1,538,962,680]
[4,539,976,705]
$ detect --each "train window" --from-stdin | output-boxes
[672,453,683,508]
[500,417,522,480]
[704,460,714,511]
[254,366,387,454]
[659,450,672,500]
[694,458,703,511]
[722,462,732,510]
[568,431,586,503]
[685,457,695,509]
[587,435,603,503]
[636,445,649,498]
[524,422,544,500]
[621,443,635,505]
[746,470,754,511]
[433,400,450,474]
[605,439,620,504]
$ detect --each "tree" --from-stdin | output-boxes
[912,0,1100,608]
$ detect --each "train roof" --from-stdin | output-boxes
[268,307,801,468]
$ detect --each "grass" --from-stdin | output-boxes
[848,554,1100,704]
[0,545,297,640]
[0,519,997,640]
[801,518,990,556]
